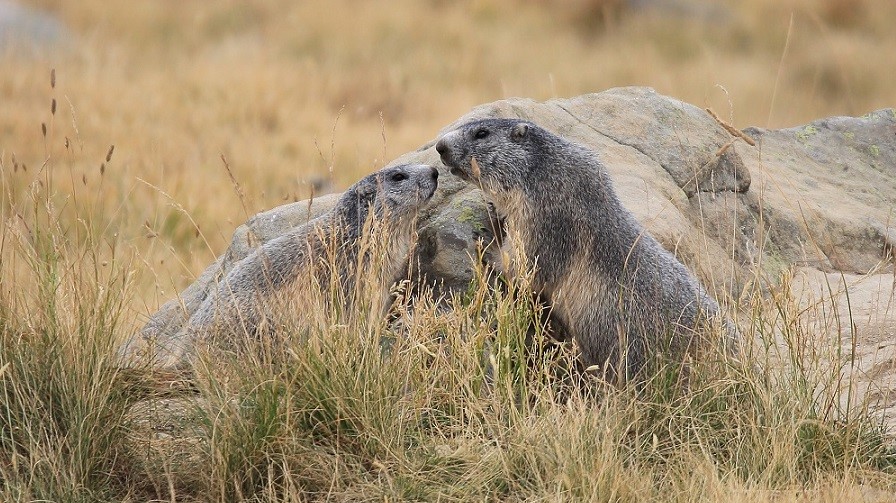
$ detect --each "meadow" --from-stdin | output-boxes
[2,0,896,500]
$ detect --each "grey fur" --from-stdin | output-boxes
[436,119,735,382]
[170,163,439,365]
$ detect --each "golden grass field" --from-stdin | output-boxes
[2,1,896,501]
[2,0,895,326]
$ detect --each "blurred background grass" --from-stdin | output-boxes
[1,0,894,333]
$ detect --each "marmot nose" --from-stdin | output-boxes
[435,138,448,157]
[430,166,439,180]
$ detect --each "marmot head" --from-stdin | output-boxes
[338,163,439,233]
[435,118,544,198]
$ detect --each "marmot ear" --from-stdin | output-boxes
[511,122,529,140]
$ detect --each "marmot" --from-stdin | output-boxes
[167,163,439,366]
[436,119,735,383]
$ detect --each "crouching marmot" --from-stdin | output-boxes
[168,163,439,366]
[436,119,736,383]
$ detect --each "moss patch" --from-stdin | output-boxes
[796,125,819,142]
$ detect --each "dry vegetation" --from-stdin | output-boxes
[2,0,896,501]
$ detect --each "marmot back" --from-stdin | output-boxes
[165,163,439,367]
[437,119,736,383]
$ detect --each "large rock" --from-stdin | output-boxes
[124,87,896,372]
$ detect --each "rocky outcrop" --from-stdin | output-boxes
[123,87,896,369]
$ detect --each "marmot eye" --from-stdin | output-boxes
[390,172,407,182]
[473,128,489,139]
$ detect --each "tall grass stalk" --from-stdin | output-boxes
[0,160,140,501]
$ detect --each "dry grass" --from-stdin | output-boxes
[2,0,896,500]
[2,175,895,501]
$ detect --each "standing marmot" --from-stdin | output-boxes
[436,119,735,383]
[165,163,439,367]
